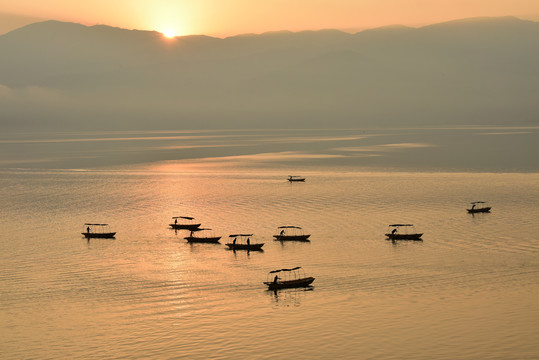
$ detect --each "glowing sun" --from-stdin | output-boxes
[162,30,178,38]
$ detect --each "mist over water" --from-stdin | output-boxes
[1,127,538,172]
[1,127,538,359]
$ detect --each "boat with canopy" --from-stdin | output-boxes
[226,234,264,251]
[385,224,423,240]
[81,223,116,238]
[264,267,315,290]
[288,175,305,182]
[169,216,201,230]
[467,201,491,213]
[184,228,221,243]
[273,226,311,241]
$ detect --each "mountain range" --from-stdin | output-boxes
[1,16,538,130]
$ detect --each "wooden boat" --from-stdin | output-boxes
[288,175,305,182]
[169,216,201,230]
[273,226,311,241]
[184,228,221,243]
[81,223,116,238]
[385,224,423,240]
[226,234,264,251]
[264,267,315,290]
[467,201,491,213]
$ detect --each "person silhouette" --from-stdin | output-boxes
[87,226,90,234]
[391,228,397,234]
[273,275,279,284]
[247,238,250,246]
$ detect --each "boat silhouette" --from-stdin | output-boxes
[169,216,201,230]
[264,267,315,290]
[273,226,311,241]
[184,228,221,243]
[385,224,423,240]
[81,223,116,239]
[226,234,264,251]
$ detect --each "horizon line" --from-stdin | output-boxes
[2,14,539,39]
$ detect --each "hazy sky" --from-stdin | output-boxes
[2,0,539,37]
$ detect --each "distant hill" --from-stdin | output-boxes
[1,17,538,130]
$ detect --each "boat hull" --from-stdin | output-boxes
[385,233,423,240]
[467,207,491,213]
[264,277,315,290]
[273,235,311,241]
[82,232,116,239]
[226,243,264,251]
[169,223,201,230]
[288,179,305,182]
[184,236,221,243]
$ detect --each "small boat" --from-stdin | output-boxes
[288,175,306,182]
[226,234,264,251]
[81,223,116,238]
[169,216,201,230]
[273,226,311,241]
[264,267,315,290]
[385,224,423,240]
[467,201,491,213]
[184,228,221,243]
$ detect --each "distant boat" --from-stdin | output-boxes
[184,228,221,243]
[169,216,201,230]
[226,234,264,251]
[264,267,315,290]
[288,175,305,182]
[467,201,491,213]
[81,223,116,238]
[273,226,311,241]
[385,224,423,240]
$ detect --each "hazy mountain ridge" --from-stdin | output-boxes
[1,17,538,130]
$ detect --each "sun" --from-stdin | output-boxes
[162,29,178,38]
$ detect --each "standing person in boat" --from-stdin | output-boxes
[247,238,250,246]
[471,204,476,210]
[87,226,90,234]
[391,228,397,234]
[280,229,285,236]
[273,275,279,284]
[174,218,177,226]
[233,238,237,245]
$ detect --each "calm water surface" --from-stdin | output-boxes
[1,128,539,359]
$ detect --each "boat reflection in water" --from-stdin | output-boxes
[264,267,315,290]
[267,286,314,308]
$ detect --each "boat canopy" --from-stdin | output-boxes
[388,224,414,227]
[172,216,194,220]
[85,223,108,226]
[269,266,302,273]
[229,234,253,237]
[278,226,302,229]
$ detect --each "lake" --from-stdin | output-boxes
[1,127,538,359]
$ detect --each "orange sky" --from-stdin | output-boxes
[2,0,539,36]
